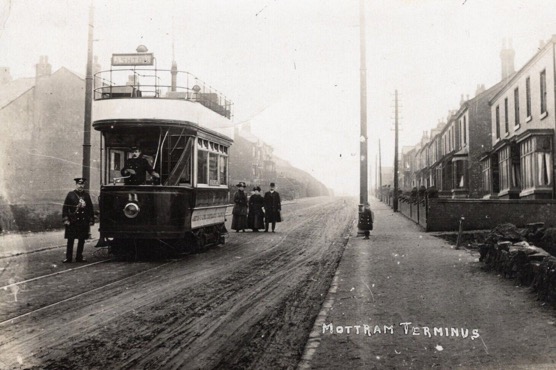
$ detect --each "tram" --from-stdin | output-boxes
[93,48,234,254]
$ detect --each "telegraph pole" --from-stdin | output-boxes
[82,3,94,190]
[359,0,368,207]
[393,90,399,212]
[379,138,382,188]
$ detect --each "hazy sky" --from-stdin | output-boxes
[1,0,555,195]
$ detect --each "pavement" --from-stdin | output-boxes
[0,228,100,259]
[298,197,556,369]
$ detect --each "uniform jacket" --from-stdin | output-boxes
[62,190,94,239]
[121,156,155,185]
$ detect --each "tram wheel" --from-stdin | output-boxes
[197,231,207,249]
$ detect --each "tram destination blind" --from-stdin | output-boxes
[111,53,154,66]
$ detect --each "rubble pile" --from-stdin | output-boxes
[479,223,556,305]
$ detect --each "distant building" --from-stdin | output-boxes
[0,56,101,204]
[229,122,276,186]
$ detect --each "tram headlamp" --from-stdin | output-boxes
[123,203,140,218]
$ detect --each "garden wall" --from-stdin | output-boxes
[396,198,556,232]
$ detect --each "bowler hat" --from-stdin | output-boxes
[73,177,87,184]
[254,186,261,191]
[270,182,276,187]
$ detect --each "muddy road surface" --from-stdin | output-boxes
[0,196,355,369]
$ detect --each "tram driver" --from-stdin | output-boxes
[121,146,160,185]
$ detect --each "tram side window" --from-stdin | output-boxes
[209,153,219,185]
[219,155,228,185]
[197,150,209,184]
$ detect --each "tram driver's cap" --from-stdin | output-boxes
[130,146,140,151]
[73,177,87,184]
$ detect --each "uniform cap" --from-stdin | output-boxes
[74,177,87,184]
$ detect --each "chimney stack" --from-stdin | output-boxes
[475,84,486,96]
[500,38,515,80]
[35,55,52,80]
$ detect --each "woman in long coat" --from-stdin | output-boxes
[247,186,265,232]
[231,182,248,232]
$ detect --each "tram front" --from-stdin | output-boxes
[92,49,234,251]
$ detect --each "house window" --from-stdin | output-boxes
[526,77,532,118]
[454,160,466,189]
[514,87,520,126]
[504,98,509,133]
[521,136,552,189]
[499,146,511,191]
[495,106,500,139]
[540,70,547,114]
[463,116,467,145]
[481,158,491,194]
[521,138,534,189]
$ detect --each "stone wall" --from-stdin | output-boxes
[426,199,556,231]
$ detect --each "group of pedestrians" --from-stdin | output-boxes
[232,182,282,233]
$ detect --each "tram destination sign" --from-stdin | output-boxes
[111,53,154,66]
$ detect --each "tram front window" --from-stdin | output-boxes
[102,127,194,186]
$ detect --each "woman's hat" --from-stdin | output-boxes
[236,182,246,187]
[254,186,261,191]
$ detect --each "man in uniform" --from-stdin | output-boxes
[121,146,160,185]
[62,177,95,263]
[264,182,282,233]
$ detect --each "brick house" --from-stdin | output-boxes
[0,56,101,204]
[481,36,556,199]
[399,40,513,199]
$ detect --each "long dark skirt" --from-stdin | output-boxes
[248,211,265,230]
[232,214,248,231]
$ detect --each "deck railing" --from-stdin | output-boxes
[93,68,233,119]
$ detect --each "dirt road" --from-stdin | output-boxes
[0,196,355,369]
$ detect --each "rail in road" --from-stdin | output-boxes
[0,196,356,369]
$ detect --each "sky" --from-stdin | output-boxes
[1,0,556,196]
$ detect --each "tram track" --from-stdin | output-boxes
[0,260,173,326]
[0,196,355,369]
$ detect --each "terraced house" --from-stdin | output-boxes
[481,36,556,199]
[400,40,516,199]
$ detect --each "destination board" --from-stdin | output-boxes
[111,53,154,66]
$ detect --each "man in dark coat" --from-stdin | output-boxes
[62,178,95,263]
[264,182,281,233]
[121,147,160,185]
